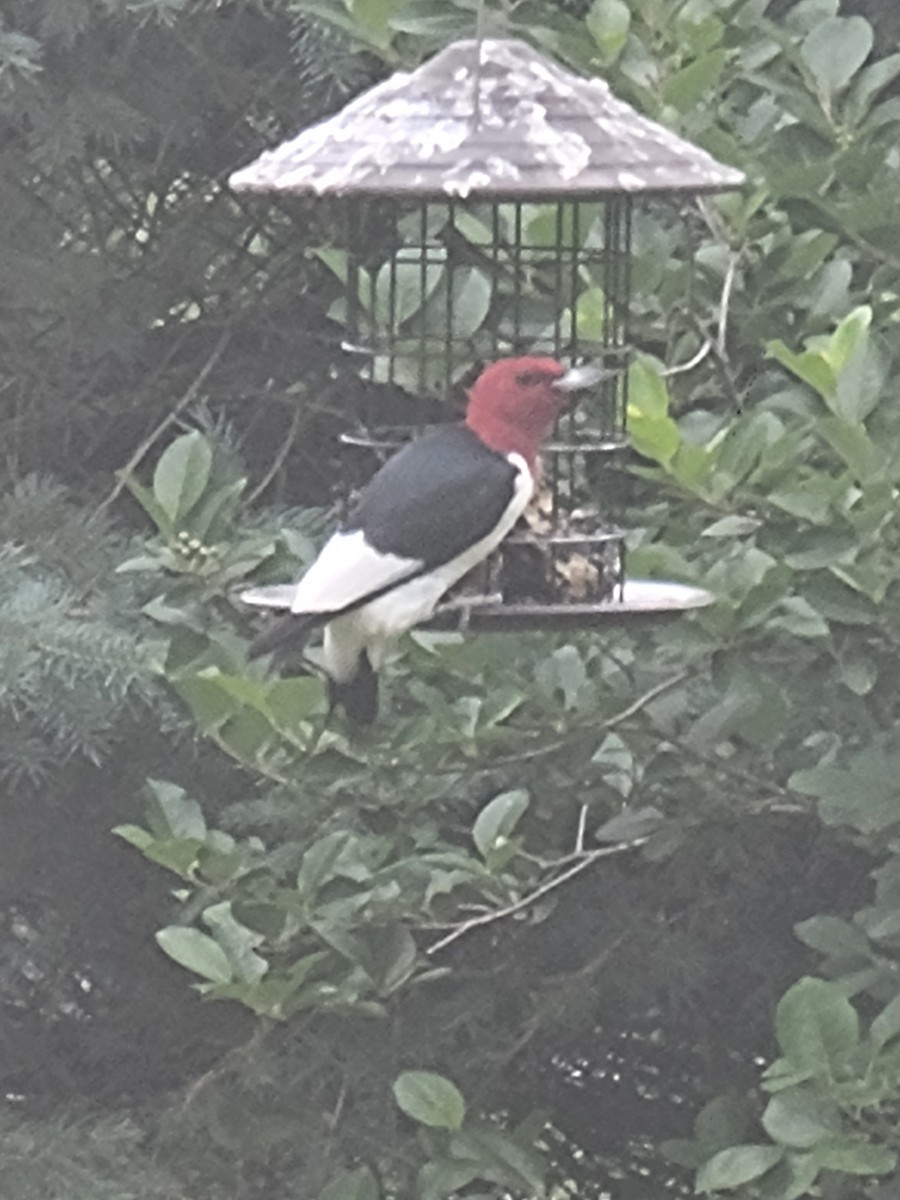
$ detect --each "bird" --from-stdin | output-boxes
[246,356,606,722]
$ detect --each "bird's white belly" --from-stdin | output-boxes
[323,456,533,680]
[323,579,445,680]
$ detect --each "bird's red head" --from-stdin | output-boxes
[464,356,568,467]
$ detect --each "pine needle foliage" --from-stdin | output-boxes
[0,479,163,783]
[0,1110,191,1200]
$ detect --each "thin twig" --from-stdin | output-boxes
[843,227,900,274]
[494,929,632,1068]
[661,339,712,378]
[178,1019,272,1113]
[323,1074,348,1132]
[661,248,738,381]
[425,838,646,957]
[688,310,743,409]
[92,328,231,519]
[717,252,737,359]
[575,803,587,855]
[696,196,731,245]
[604,670,690,729]
[246,405,304,504]
[454,670,693,778]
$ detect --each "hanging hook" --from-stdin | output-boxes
[471,0,486,129]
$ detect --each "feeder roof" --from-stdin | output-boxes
[229,37,744,200]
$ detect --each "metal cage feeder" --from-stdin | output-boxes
[230,38,744,629]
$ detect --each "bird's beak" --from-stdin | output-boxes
[553,362,617,393]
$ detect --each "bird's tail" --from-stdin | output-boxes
[249,615,379,724]
[328,652,379,724]
[248,611,323,660]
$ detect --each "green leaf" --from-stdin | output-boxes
[826,305,871,375]
[187,478,246,541]
[793,915,868,959]
[202,902,268,984]
[393,1071,465,1130]
[779,229,839,281]
[775,977,859,1078]
[370,926,418,994]
[417,1160,481,1200]
[297,832,353,898]
[694,1094,756,1156]
[627,360,680,465]
[801,16,873,96]
[145,779,206,840]
[321,925,417,995]
[119,475,175,539]
[586,0,630,63]
[591,733,637,799]
[595,805,662,842]
[388,3,468,38]
[174,673,240,733]
[152,431,212,524]
[814,1137,895,1175]
[112,823,154,852]
[662,49,728,113]
[451,1126,546,1196]
[661,1137,705,1169]
[762,1057,817,1093]
[817,417,881,476]
[761,1088,839,1149]
[769,596,829,639]
[766,340,836,401]
[696,1144,784,1193]
[142,837,204,878]
[676,5,724,55]
[266,676,328,729]
[838,650,878,696]
[804,574,878,625]
[232,901,286,941]
[870,993,900,1050]
[789,749,900,834]
[373,254,445,328]
[685,675,763,748]
[156,926,234,984]
[758,1151,821,1200]
[472,790,529,859]
[859,906,900,942]
[833,331,884,425]
[847,52,900,122]
[318,1166,380,1200]
[574,286,606,342]
[536,644,588,710]
[347,0,396,51]
[701,515,762,538]
[628,357,670,419]
[447,268,492,339]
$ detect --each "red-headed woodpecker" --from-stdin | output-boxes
[248,356,604,722]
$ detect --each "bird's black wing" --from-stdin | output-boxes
[347,424,520,567]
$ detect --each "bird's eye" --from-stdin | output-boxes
[516,370,544,387]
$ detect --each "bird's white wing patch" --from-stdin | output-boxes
[239,584,295,610]
[290,529,422,615]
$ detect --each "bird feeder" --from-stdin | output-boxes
[230,38,744,630]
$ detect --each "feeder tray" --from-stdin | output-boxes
[240,579,714,632]
[230,36,743,629]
